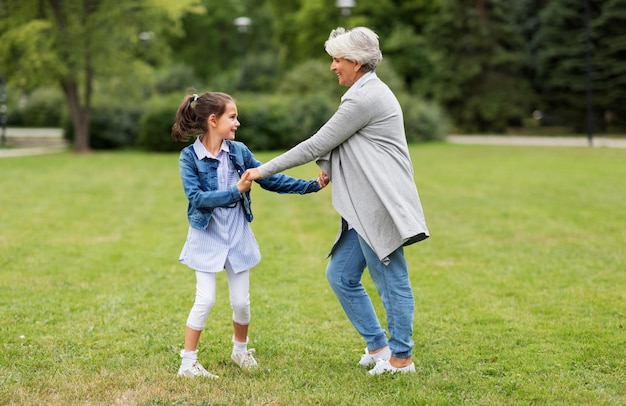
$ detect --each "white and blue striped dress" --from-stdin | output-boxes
[178,141,261,274]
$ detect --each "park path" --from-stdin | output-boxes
[447,134,626,148]
[0,127,67,158]
[1,128,625,158]
[0,127,68,158]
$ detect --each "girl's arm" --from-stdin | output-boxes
[257,172,323,194]
[179,153,251,210]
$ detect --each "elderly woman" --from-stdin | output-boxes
[245,27,429,375]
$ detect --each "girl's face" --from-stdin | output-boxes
[330,56,365,87]
[210,102,240,140]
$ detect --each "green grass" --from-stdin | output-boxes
[0,144,624,405]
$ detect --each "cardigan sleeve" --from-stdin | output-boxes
[257,94,372,178]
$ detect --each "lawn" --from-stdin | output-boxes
[0,143,624,405]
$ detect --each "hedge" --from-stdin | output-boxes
[63,104,145,150]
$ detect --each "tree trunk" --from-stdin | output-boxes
[73,110,90,153]
[62,79,91,153]
[475,0,487,27]
[49,0,93,154]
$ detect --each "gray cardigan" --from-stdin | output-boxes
[257,77,429,262]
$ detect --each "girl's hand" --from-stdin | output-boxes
[237,171,253,194]
[317,171,330,189]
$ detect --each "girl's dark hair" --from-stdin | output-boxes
[172,92,235,142]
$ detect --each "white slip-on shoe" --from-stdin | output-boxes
[358,346,391,367]
[368,359,416,376]
[231,348,258,369]
[177,361,219,379]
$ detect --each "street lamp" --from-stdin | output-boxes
[233,17,251,33]
[233,17,252,89]
[139,31,154,43]
[336,0,356,16]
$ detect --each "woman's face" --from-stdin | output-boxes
[330,57,365,87]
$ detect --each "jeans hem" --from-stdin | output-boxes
[392,351,412,359]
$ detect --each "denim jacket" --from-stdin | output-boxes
[179,140,321,230]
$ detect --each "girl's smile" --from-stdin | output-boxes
[215,102,240,140]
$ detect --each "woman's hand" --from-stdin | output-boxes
[244,168,261,181]
[317,171,330,189]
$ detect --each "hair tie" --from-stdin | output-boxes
[192,94,199,102]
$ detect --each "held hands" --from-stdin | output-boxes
[242,168,330,189]
[244,168,261,181]
[237,171,253,194]
[317,171,330,189]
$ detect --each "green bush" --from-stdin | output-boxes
[232,91,448,150]
[136,91,335,153]
[274,59,449,144]
[63,104,144,149]
[136,75,449,153]
[6,106,25,126]
[136,94,192,152]
[18,86,66,127]
[4,84,25,126]
[277,60,344,100]
[153,65,202,95]
[234,92,336,151]
[398,94,451,142]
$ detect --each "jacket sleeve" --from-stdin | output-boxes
[179,150,242,210]
[258,173,320,194]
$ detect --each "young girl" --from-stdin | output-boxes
[171,92,328,378]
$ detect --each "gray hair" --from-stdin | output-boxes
[324,27,383,72]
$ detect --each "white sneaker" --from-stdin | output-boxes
[177,361,219,379]
[231,349,258,369]
[368,359,416,376]
[358,346,391,367]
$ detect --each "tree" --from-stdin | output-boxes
[530,0,624,131]
[167,0,242,88]
[352,0,442,92]
[167,0,278,92]
[265,0,344,69]
[422,0,538,132]
[263,0,442,96]
[530,0,599,130]
[593,0,626,131]
[0,0,203,152]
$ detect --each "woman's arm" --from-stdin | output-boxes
[249,96,370,179]
[241,144,328,193]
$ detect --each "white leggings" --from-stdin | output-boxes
[186,269,250,331]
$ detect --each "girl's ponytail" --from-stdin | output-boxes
[171,92,235,142]
[172,94,201,142]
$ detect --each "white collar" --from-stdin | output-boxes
[341,71,377,102]
[193,137,229,160]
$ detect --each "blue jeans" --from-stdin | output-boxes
[326,228,415,359]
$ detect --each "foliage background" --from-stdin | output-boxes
[1,0,625,151]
